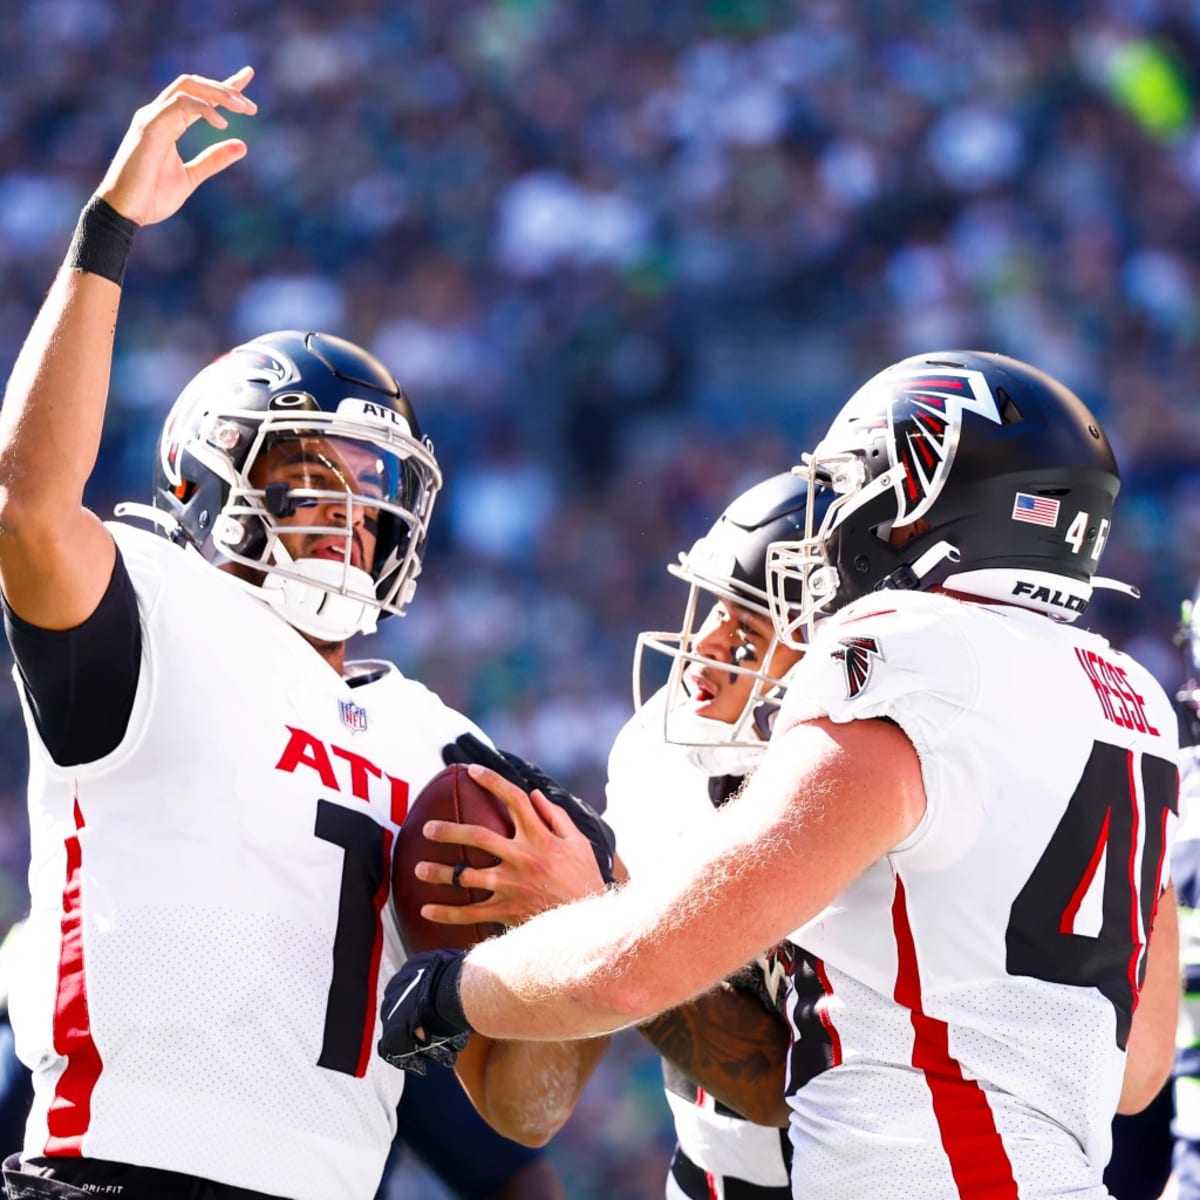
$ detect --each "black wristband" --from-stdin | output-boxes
[66,196,138,286]
[428,951,472,1038]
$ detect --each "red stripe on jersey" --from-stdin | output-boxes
[45,798,103,1155]
[840,609,896,625]
[1124,753,1143,1010]
[356,825,396,1078]
[1142,800,1171,1001]
[892,876,1018,1198]
[687,1094,721,1200]
[811,958,843,1066]
[1059,807,1110,934]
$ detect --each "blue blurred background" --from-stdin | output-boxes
[2,0,1200,1193]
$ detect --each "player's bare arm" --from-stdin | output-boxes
[454,1028,611,1147]
[458,715,926,1040]
[638,983,790,1127]
[415,767,615,1141]
[0,69,255,629]
[1119,883,1179,1114]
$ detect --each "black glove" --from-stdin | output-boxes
[442,733,617,885]
[378,950,474,1074]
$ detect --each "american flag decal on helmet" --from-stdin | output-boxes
[1011,492,1060,527]
[832,635,884,699]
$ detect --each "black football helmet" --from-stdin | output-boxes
[131,331,441,642]
[765,351,1125,646]
[634,472,824,768]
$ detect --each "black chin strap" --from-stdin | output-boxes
[874,539,962,593]
[874,561,922,592]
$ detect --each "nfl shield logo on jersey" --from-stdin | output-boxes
[339,698,369,734]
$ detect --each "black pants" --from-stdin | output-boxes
[2,1155,287,1200]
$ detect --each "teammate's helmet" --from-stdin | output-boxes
[765,351,1122,646]
[634,472,820,770]
[145,331,442,643]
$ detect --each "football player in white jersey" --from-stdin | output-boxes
[606,472,812,1200]
[0,70,608,1200]
[394,476,818,1194]
[383,350,1182,1199]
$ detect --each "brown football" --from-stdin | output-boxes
[391,764,515,955]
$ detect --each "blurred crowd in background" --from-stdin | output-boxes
[3,0,1200,1193]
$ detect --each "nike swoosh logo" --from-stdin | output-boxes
[386,969,425,1021]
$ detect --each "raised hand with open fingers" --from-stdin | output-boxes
[97,67,258,227]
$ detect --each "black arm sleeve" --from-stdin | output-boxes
[2,550,142,767]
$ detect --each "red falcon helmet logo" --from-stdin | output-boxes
[831,635,884,699]
[886,371,1002,523]
[821,367,1003,527]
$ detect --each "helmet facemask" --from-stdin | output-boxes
[210,408,440,643]
[765,456,876,648]
[634,577,797,773]
[765,450,963,648]
[633,473,815,773]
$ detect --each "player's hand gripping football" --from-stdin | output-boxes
[97,67,257,227]
[378,949,473,1074]
[425,736,618,930]
[442,733,617,884]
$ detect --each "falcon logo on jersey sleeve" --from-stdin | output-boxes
[832,635,883,699]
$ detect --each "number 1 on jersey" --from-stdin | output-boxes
[314,800,394,1076]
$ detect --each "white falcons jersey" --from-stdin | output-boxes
[8,522,490,1200]
[606,693,792,1191]
[774,590,1179,1199]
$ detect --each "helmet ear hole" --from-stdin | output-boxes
[996,388,1024,426]
[887,519,930,549]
